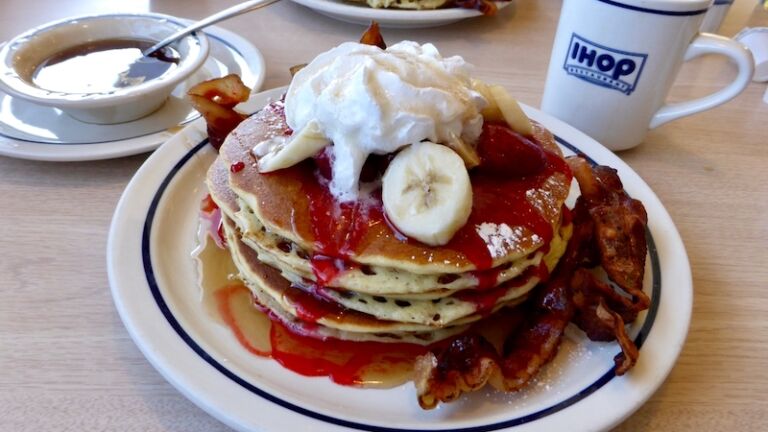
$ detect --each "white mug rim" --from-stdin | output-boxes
[592,0,712,14]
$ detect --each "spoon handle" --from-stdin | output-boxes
[143,0,281,56]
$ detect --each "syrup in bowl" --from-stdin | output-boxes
[32,38,180,94]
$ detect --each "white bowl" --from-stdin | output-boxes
[0,13,210,124]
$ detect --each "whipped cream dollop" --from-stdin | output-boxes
[284,41,486,201]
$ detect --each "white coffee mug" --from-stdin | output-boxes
[541,0,754,151]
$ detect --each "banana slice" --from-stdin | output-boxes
[472,79,504,122]
[489,85,533,136]
[257,120,330,172]
[382,141,473,246]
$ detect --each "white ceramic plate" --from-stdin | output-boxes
[108,87,692,432]
[288,0,511,28]
[0,23,265,162]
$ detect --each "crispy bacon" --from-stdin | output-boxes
[188,74,251,150]
[188,74,251,109]
[566,156,651,375]
[415,335,500,408]
[568,156,649,309]
[359,21,386,50]
[571,268,639,374]
[415,157,651,408]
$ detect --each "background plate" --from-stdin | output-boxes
[288,0,511,28]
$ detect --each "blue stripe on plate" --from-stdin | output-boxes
[595,0,708,16]
[141,136,661,431]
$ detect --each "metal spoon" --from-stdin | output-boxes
[117,0,280,87]
[144,0,281,57]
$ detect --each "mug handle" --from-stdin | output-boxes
[649,33,754,129]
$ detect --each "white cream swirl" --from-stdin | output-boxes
[284,41,486,202]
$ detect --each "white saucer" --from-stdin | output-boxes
[0,22,265,162]
[288,0,511,28]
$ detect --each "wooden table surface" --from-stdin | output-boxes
[1,0,766,431]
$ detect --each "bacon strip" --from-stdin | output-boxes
[571,268,639,374]
[414,334,500,408]
[568,156,649,310]
[359,21,386,50]
[496,267,574,391]
[188,74,251,109]
[188,74,251,150]
[567,156,650,374]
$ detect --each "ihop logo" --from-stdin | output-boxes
[563,34,648,96]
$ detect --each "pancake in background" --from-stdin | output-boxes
[352,0,449,9]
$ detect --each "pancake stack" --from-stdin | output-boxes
[206,100,573,346]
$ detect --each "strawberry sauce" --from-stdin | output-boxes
[215,283,427,387]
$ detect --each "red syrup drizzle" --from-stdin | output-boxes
[302,151,379,284]
[472,267,504,290]
[269,323,427,386]
[200,194,226,248]
[310,255,360,286]
[215,284,428,386]
[535,260,551,281]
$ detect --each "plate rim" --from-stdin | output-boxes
[108,86,692,432]
[0,22,265,162]
[287,0,511,27]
